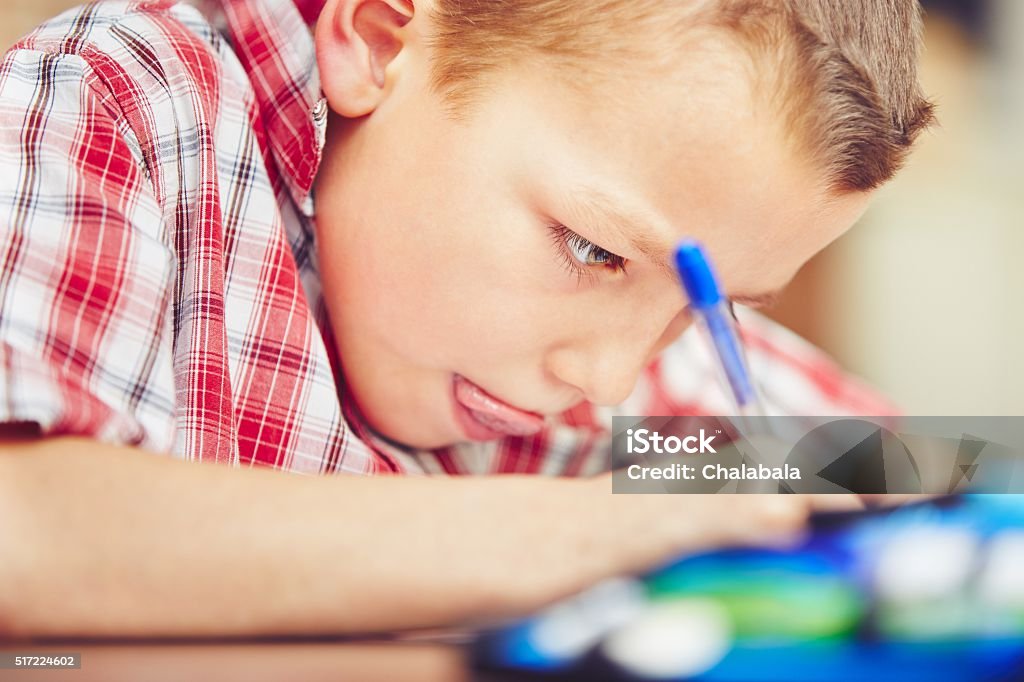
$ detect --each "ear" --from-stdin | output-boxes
[315,0,415,118]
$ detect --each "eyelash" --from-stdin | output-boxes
[547,223,627,283]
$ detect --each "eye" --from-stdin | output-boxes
[548,223,627,280]
[567,235,616,267]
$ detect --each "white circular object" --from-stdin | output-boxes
[978,530,1024,608]
[601,599,732,679]
[530,578,647,659]
[874,526,979,602]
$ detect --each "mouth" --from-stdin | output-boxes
[451,374,546,441]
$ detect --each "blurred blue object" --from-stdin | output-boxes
[472,494,1024,681]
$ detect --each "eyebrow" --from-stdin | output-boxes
[730,290,783,310]
[565,188,676,279]
[564,189,786,310]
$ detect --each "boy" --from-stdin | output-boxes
[0,0,932,636]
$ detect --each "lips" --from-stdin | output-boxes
[452,374,546,441]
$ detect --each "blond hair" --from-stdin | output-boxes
[427,0,935,192]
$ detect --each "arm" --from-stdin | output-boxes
[0,435,847,639]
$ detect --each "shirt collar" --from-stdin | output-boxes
[221,0,329,216]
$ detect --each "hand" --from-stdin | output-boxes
[584,474,864,576]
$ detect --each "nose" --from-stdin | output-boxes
[544,304,693,407]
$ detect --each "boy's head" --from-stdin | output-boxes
[311,0,934,449]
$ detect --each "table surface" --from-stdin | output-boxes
[0,639,521,682]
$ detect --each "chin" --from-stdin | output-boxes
[344,369,462,450]
[360,409,455,451]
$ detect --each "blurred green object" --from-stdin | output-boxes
[646,561,864,642]
[877,595,982,641]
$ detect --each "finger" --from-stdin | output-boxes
[803,494,865,513]
[860,493,938,507]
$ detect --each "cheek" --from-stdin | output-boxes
[651,308,695,358]
[322,210,559,365]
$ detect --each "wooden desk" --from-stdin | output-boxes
[0,639,499,681]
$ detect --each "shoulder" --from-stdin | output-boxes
[7,1,226,66]
[3,1,243,131]
[1,1,265,211]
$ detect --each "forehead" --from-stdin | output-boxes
[466,32,862,293]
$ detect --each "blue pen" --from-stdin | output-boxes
[674,240,765,418]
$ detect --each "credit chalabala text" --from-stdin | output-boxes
[623,428,802,481]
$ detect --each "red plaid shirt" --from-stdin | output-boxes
[0,0,895,475]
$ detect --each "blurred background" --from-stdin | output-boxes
[770,0,1024,416]
[3,0,1021,416]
